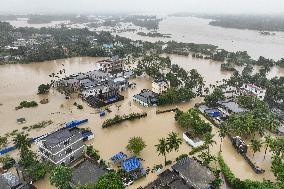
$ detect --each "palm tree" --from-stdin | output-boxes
[13,133,31,153]
[166,132,182,152]
[204,133,216,154]
[250,139,262,158]
[263,134,272,160]
[218,126,227,152]
[155,138,169,166]
[198,151,216,166]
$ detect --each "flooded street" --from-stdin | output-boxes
[0,56,277,188]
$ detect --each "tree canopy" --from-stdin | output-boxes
[49,166,72,189]
[126,136,147,155]
[95,172,124,189]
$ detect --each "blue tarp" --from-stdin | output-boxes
[207,111,221,117]
[100,112,106,117]
[111,152,127,162]
[122,157,141,172]
[65,119,88,128]
[0,146,17,155]
[82,131,93,141]
[106,96,118,103]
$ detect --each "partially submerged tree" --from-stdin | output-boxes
[96,172,124,189]
[38,84,50,94]
[155,138,169,166]
[204,87,225,107]
[49,165,72,189]
[126,136,146,155]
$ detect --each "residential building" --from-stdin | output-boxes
[238,84,266,100]
[152,80,169,94]
[36,128,85,165]
[133,89,158,107]
[172,157,215,189]
[71,159,107,187]
[111,77,129,91]
[57,78,80,92]
[82,85,118,99]
[0,172,22,189]
[143,157,214,189]
[143,169,188,189]
[217,100,247,115]
[97,56,124,73]
[85,70,111,82]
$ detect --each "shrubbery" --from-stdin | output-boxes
[102,113,147,128]
[86,145,100,161]
[17,101,38,109]
[218,154,278,189]
[38,84,50,94]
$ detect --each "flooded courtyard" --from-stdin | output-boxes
[0,56,279,188]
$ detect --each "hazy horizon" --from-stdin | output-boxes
[0,0,284,15]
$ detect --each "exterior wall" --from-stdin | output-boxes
[98,60,124,73]
[38,136,85,165]
[239,84,266,100]
[152,82,168,94]
[133,97,149,107]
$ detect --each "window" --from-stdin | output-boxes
[70,156,75,162]
[66,147,72,154]
[63,140,70,146]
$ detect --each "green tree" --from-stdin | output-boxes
[126,136,146,155]
[198,151,216,166]
[49,166,72,189]
[38,84,50,94]
[96,172,124,189]
[0,136,8,148]
[166,132,182,152]
[155,138,169,166]
[271,156,284,186]
[204,88,225,107]
[13,133,31,153]
[26,162,49,181]
[218,125,227,152]
[18,150,37,168]
[204,133,216,154]
[250,139,262,157]
[263,134,272,160]
[177,108,212,137]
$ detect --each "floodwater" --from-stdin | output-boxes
[118,16,284,60]
[0,57,277,189]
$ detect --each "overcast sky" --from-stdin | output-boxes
[0,0,284,15]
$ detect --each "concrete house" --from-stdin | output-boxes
[152,80,169,94]
[0,172,22,189]
[133,89,158,107]
[217,100,247,115]
[238,84,266,101]
[97,56,124,73]
[172,157,215,189]
[36,128,85,165]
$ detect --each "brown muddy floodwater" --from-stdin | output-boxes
[0,57,278,189]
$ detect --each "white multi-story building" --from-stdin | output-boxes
[152,80,169,94]
[36,128,84,165]
[238,84,266,100]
